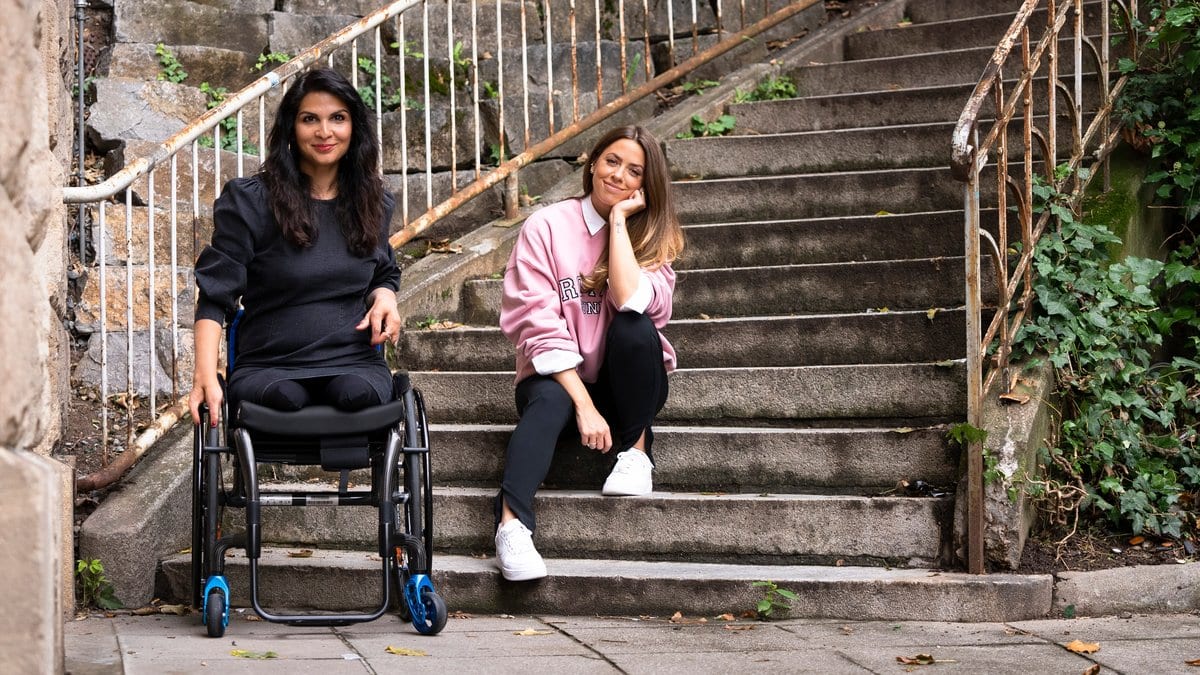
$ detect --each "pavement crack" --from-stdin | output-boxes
[332,628,375,675]
[541,617,628,673]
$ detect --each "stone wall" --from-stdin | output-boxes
[0,0,73,670]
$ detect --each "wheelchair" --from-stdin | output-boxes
[190,315,447,637]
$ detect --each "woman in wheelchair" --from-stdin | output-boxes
[493,125,685,581]
[189,67,399,425]
[185,69,445,638]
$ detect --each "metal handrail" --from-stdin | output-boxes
[950,0,1139,573]
[66,0,818,490]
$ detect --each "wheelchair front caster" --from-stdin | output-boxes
[204,589,228,638]
[404,574,447,635]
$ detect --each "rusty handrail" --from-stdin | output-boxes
[950,0,1139,573]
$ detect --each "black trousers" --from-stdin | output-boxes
[494,312,669,533]
[234,374,383,412]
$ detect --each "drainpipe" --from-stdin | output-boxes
[75,0,88,262]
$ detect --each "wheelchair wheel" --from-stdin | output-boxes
[413,589,447,636]
[205,589,227,638]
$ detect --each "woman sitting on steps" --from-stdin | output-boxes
[493,125,685,581]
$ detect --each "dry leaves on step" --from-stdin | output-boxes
[450,610,473,619]
[1065,639,1101,654]
[425,239,463,255]
[287,549,313,558]
[513,628,554,636]
[896,653,956,666]
[1184,657,1200,666]
[158,604,188,615]
[715,613,735,622]
[723,624,755,632]
[669,611,707,625]
[385,645,427,656]
[1083,665,1101,675]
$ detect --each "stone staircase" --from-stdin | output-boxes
[146,0,1104,620]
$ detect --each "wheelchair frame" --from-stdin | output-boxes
[190,319,445,637]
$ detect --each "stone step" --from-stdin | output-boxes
[671,167,982,224]
[904,0,1027,24]
[668,117,1079,179]
[159,550,1053,622]
[461,257,990,325]
[678,210,1003,269]
[263,422,959,492]
[845,2,1107,60]
[229,486,952,566]
[785,40,1097,98]
[410,362,966,424]
[729,76,1101,134]
[398,310,967,371]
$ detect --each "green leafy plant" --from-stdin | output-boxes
[416,315,442,329]
[253,51,291,72]
[624,53,643,90]
[732,74,797,103]
[76,558,122,610]
[751,580,798,619]
[1116,1,1200,223]
[675,114,737,139]
[196,82,258,155]
[155,43,188,83]
[680,79,719,96]
[1011,170,1200,539]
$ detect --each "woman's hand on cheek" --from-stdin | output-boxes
[356,290,401,345]
[611,188,646,223]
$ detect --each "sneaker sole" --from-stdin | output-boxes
[601,485,652,497]
[500,565,548,582]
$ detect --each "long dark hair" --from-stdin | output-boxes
[260,68,385,256]
[580,125,684,293]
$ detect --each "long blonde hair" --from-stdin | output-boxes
[581,125,685,293]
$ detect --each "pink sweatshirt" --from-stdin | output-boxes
[500,197,677,384]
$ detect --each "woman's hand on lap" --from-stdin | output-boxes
[358,289,401,346]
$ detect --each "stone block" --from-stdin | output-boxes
[72,328,191,399]
[267,11,375,62]
[954,360,1059,569]
[652,29,770,83]
[477,40,649,106]
[394,1,543,63]
[381,100,492,172]
[0,451,64,674]
[92,203,208,266]
[112,139,261,216]
[115,0,270,54]
[79,424,194,609]
[106,42,262,90]
[280,0,382,15]
[546,0,718,43]
[1054,564,1200,616]
[74,265,194,333]
[87,77,208,149]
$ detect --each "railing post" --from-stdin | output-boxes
[965,130,985,575]
[503,172,520,220]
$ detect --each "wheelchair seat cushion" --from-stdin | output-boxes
[234,400,407,436]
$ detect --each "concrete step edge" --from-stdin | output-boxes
[158,550,1054,622]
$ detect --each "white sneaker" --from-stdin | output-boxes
[601,449,653,496]
[494,519,547,581]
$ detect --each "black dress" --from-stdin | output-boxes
[194,176,400,406]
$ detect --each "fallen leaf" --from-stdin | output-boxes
[385,645,428,656]
[897,654,935,665]
[230,649,278,659]
[999,392,1031,405]
[893,427,914,434]
[698,313,711,320]
[875,210,892,216]
[670,611,684,622]
[450,610,473,619]
[1083,665,1101,675]
[723,624,755,631]
[840,625,854,635]
[514,628,554,636]
[288,549,314,558]
[243,614,262,622]
[158,604,188,615]
[716,613,735,621]
[131,606,159,616]
[1185,657,1200,666]
[926,308,939,320]
[1065,639,1100,654]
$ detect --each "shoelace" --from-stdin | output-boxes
[611,452,644,475]
[499,524,535,555]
